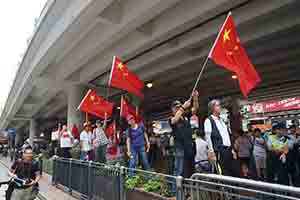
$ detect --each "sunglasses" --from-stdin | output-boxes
[127,117,134,121]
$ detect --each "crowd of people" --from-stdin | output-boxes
[46,90,300,188]
[51,120,116,163]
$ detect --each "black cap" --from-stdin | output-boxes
[171,100,182,108]
[272,121,285,129]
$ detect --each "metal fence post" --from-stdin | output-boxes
[176,176,184,200]
[88,161,93,200]
[52,156,57,185]
[119,166,126,200]
[39,155,43,176]
[68,158,73,195]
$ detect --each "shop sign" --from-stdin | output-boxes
[243,97,300,113]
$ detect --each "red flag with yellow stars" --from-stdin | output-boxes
[120,96,143,123]
[208,12,261,97]
[108,56,144,99]
[105,120,116,138]
[78,89,114,119]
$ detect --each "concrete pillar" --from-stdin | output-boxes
[229,98,242,137]
[67,85,85,130]
[29,119,37,146]
[15,131,24,147]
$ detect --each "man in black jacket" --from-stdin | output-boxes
[169,90,199,178]
[204,99,239,177]
[7,147,40,199]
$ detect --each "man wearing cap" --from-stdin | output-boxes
[126,115,150,175]
[169,90,199,178]
[266,122,293,185]
[92,120,108,163]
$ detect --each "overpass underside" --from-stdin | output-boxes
[1,0,300,138]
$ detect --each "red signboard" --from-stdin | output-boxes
[244,97,300,113]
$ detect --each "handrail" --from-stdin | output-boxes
[191,173,300,194]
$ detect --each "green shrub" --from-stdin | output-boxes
[125,174,172,197]
[125,175,143,190]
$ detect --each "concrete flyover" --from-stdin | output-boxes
[1,0,300,141]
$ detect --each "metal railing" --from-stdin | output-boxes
[182,173,300,200]
[52,158,300,200]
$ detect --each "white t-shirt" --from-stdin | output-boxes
[195,138,209,162]
[60,131,73,148]
[51,131,59,141]
[204,115,231,151]
[80,131,93,152]
[190,115,199,129]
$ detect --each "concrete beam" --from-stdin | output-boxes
[137,1,300,81]
[56,0,183,81]
[0,0,99,130]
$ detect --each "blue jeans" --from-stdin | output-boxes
[174,149,184,176]
[80,151,89,160]
[129,146,150,176]
[172,148,184,197]
[95,145,107,163]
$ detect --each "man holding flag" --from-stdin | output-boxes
[169,90,199,178]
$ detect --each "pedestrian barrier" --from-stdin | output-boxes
[53,158,121,200]
[182,173,300,200]
[52,157,300,200]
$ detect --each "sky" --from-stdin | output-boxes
[0,1,47,112]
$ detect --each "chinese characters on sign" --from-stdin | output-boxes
[243,97,300,114]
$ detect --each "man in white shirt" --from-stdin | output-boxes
[60,125,73,158]
[80,122,93,160]
[204,99,238,177]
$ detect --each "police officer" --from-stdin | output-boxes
[266,122,293,185]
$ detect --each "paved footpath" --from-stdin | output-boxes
[0,157,77,200]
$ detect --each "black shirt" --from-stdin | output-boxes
[11,159,40,181]
[169,114,194,159]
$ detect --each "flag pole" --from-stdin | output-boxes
[85,112,89,123]
[107,56,116,101]
[190,12,232,97]
[190,56,210,96]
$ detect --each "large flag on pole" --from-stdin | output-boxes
[108,56,144,98]
[78,89,114,119]
[208,12,261,97]
[105,120,116,138]
[120,96,143,122]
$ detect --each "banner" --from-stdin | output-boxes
[243,97,300,113]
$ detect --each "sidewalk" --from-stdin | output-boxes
[0,157,76,200]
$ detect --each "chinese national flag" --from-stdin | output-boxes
[120,96,143,122]
[208,12,261,97]
[105,120,118,155]
[78,89,114,119]
[105,121,116,138]
[108,56,144,98]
